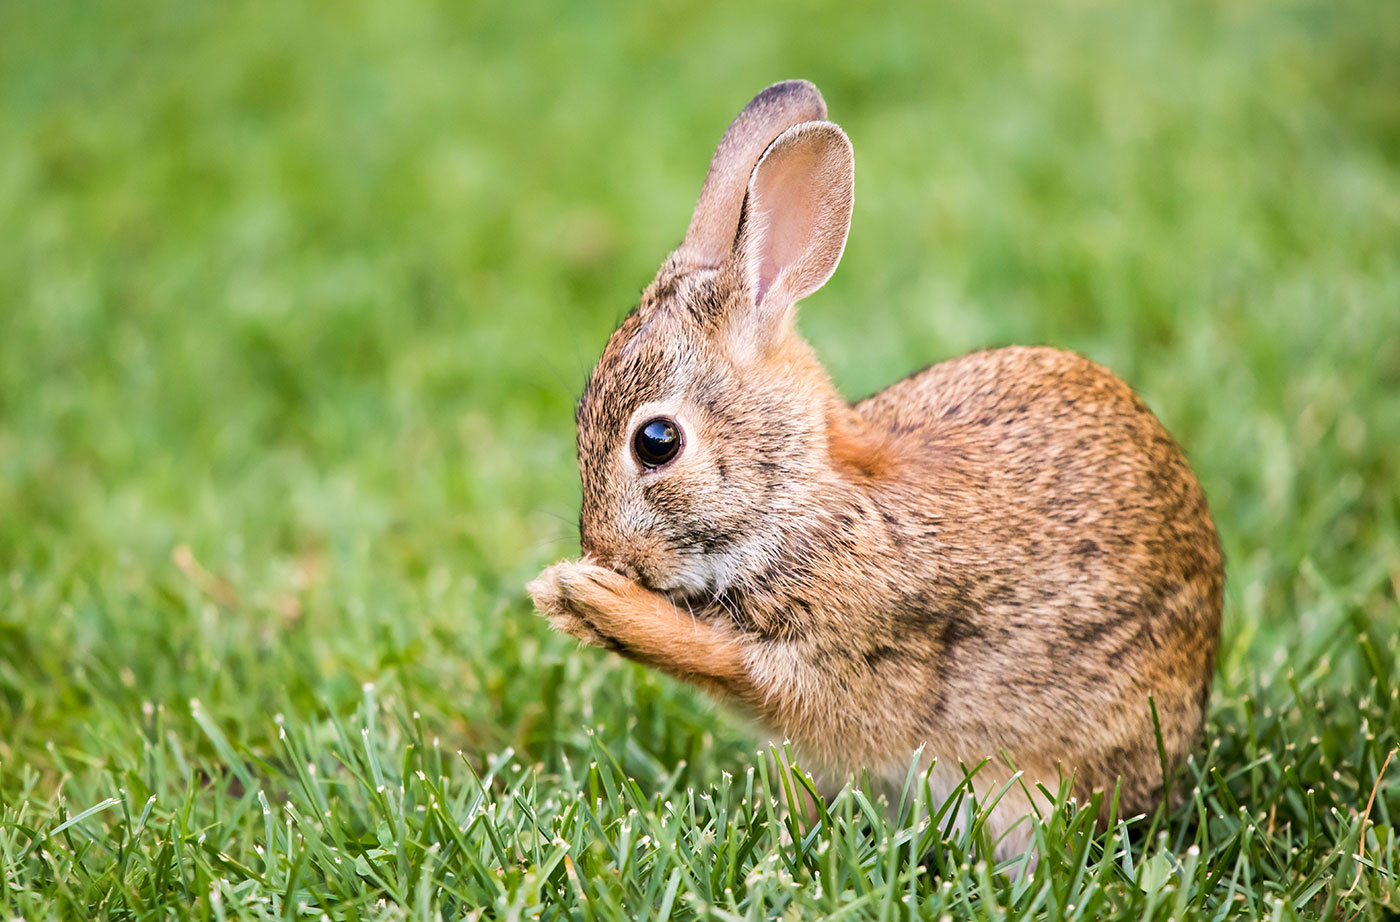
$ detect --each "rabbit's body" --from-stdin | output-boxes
[530,81,1222,860]
[734,345,1220,803]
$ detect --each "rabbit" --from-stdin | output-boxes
[528,79,1223,861]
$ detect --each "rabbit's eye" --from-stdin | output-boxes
[633,417,682,469]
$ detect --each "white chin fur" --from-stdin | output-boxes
[660,554,730,598]
[654,534,768,600]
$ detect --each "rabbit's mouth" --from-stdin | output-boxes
[608,559,644,583]
[581,553,637,579]
[589,554,711,603]
[584,544,735,606]
[585,554,665,591]
[609,562,696,602]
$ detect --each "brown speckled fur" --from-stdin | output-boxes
[529,80,1223,860]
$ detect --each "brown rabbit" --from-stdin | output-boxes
[528,80,1223,860]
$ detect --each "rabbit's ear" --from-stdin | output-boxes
[679,81,827,268]
[729,120,854,345]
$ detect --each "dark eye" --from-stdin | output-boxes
[633,416,682,469]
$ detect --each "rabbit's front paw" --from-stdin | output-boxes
[528,560,629,648]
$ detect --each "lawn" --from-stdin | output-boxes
[1,0,1398,918]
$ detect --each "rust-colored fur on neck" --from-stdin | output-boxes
[826,406,900,482]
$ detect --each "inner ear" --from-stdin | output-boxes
[751,142,829,304]
[738,121,854,324]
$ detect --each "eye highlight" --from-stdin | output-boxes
[632,417,683,469]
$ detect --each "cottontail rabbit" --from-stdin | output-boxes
[529,80,1223,859]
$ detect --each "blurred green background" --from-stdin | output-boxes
[1,0,1398,914]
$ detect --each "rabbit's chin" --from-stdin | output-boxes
[641,539,769,607]
[647,556,729,603]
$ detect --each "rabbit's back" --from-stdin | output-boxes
[854,346,1222,810]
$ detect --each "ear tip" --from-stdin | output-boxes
[680,80,832,267]
[752,79,828,122]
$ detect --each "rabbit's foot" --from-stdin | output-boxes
[527,559,632,648]
[529,558,760,704]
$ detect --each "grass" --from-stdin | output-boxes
[1,0,1398,917]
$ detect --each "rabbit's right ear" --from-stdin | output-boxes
[678,81,828,268]
[723,120,854,355]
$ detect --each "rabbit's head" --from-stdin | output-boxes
[574,81,858,600]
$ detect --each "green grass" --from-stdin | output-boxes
[2,0,1398,917]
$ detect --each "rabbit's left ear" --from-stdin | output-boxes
[727,120,854,351]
